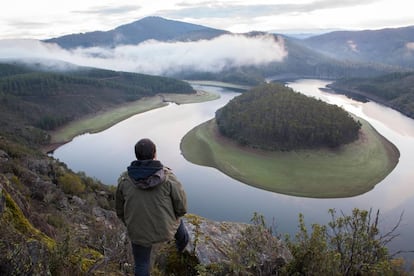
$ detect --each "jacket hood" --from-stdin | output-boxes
[127,160,165,189]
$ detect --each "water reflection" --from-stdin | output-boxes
[53,80,414,258]
[363,103,414,137]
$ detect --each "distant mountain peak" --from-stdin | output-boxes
[45,16,228,49]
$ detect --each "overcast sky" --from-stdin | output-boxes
[1,0,413,40]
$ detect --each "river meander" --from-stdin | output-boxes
[53,79,414,259]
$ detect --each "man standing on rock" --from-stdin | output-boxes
[116,138,189,276]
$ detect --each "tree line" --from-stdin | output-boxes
[330,72,414,119]
[0,67,194,97]
[216,83,361,151]
[0,62,195,138]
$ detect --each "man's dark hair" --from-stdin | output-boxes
[135,138,156,160]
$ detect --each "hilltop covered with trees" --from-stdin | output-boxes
[0,62,195,145]
[216,83,361,151]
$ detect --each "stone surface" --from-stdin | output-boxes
[183,215,250,264]
[154,214,292,274]
[0,149,9,162]
[183,215,292,265]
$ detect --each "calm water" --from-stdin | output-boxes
[53,79,414,258]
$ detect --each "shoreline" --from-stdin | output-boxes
[326,84,414,120]
[187,80,251,92]
[44,90,220,153]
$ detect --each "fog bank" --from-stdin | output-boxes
[0,34,287,75]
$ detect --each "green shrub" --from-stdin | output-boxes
[47,214,66,229]
[282,208,407,275]
[58,173,85,195]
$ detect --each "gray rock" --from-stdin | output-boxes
[0,149,9,162]
[71,195,85,206]
[184,215,291,265]
[27,240,51,275]
[154,214,292,274]
[183,215,249,265]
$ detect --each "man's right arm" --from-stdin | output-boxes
[115,180,126,224]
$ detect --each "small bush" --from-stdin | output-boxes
[47,214,66,229]
[58,173,85,196]
[282,208,407,275]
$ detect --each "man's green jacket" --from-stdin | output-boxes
[115,160,187,247]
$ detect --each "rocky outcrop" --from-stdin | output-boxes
[153,214,292,275]
[185,215,292,265]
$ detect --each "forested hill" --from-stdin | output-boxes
[328,72,414,119]
[216,83,361,151]
[45,16,228,49]
[302,26,414,69]
[0,62,195,145]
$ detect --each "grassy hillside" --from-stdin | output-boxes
[0,135,128,274]
[329,72,414,119]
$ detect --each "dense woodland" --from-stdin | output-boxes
[0,63,194,144]
[216,83,361,150]
[329,72,414,119]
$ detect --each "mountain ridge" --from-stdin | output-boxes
[302,25,414,68]
[42,16,413,81]
[45,16,228,49]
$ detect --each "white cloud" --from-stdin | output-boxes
[0,34,287,75]
[1,0,413,39]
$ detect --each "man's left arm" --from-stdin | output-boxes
[168,173,188,218]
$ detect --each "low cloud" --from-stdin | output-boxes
[0,34,287,75]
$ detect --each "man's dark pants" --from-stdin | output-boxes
[131,219,189,276]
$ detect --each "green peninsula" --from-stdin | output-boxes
[180,83,399,198]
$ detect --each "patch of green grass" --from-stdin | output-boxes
[50,97,166,144]
[188,80,251,91]
[50,91,219,145]
[180,118,399,198]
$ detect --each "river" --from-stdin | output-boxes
[52,79,414,260]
